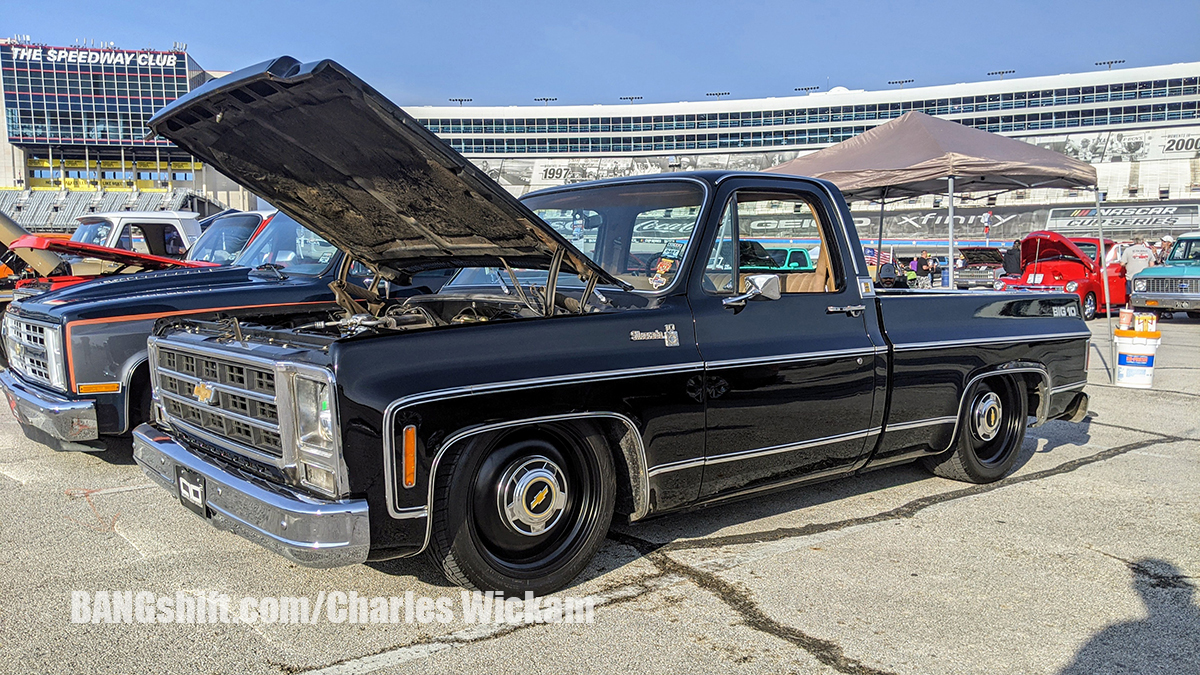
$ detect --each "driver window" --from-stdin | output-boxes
[703,191,840,295]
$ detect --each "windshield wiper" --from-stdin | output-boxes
[251,263,288,280]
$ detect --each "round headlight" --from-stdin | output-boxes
[993,281,1006,290]
[1065,281,1078,292]
[1134,279,1147,292]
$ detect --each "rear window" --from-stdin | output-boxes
[187,213,263,264]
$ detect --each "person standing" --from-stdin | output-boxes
[1003,239,1022,276]
[915,250,933,289]
[1156,235,1175,264]
[1120,237,1155,301]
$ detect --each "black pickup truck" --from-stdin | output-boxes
[132,58,1091,595]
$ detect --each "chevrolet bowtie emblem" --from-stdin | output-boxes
[530,486,549,510]
[192,382,218,405]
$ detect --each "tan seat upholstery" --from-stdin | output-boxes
[782,253,832,293]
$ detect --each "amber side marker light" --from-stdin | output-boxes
[78,382,121,394]
[402,425,417,488]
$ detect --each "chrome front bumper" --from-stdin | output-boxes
[132,423,370,568]
[0,369,98,441]
[1130,293,1200,311]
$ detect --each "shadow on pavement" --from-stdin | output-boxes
[1060,558,1200,674]
[1032,415,1093,455]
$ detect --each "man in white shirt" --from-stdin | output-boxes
[1120,237,1155,310]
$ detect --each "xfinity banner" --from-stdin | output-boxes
[850,202,1200,243]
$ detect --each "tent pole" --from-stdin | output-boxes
[877,187,887,275]
[1096,188,1115,384]
[947,176,955,288]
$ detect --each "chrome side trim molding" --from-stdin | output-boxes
[1050,380,1088,395]
[646,457,705,478]
[704,427,881,466]
[893,332,1092,352]
[885,416,958,432]
[705,346,880,370]
[399,411,648,558]
[647,426,882,476]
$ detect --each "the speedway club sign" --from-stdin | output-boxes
[3,45,179,67]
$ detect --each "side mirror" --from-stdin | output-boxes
[722,274,781,308]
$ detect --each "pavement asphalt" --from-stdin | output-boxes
[0,318,1196,674]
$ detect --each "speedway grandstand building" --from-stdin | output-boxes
[0,36,248,231]
[408,61,1200,248]
[1,35,1198,246]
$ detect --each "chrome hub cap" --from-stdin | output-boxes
[972,392,1003,442]
[498,456,567,536]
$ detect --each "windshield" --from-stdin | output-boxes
[71,220,113,246]
[518,180,707,292]
[187,213,263,264]
[233,212,337,275]
[1168,238,1200,261]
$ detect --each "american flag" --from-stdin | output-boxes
[863,247,893,265]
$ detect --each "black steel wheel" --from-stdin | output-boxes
[1082,292,1097,321]
[428,423,615,595]
[922,377,1027,483]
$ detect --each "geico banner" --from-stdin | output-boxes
[3,45,178,67]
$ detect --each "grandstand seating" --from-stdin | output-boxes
[0,189,213,232]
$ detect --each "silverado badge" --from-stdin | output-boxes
[192,382,218,405]
[630,324,679,347]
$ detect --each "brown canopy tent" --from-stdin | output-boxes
[765,111,1098,284]
[768,111,1114,380]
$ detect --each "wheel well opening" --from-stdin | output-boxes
[1014,372,1044,421]
[589,418,639,519]
[127,362,152,427]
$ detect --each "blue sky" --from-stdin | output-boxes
[6,0,1199,106]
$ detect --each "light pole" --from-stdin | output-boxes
[1095,59,1125,70]
[534,97,557,106]
[888,79,914,89]
[987,69,1015,80]
[794,86,819,93]
[706,92,730,100]
[448,98,472,106]
[619,96,642,104]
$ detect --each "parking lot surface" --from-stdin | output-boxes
[1,320,1197,674]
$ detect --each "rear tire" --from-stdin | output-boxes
[922,377,1027,483]
[428,422,615,595]
[1188,311,1200,320]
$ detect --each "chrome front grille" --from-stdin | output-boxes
[956,268,996,280]
[153,343,284,460]
[1145,277,1197,294]
[3,316,61,389]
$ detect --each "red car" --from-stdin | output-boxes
[8,235,217,301]
[996,231,1125,320]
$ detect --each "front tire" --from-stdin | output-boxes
[922,377,1027,483]
[1082,292,1097,321]
[428,423,616,595]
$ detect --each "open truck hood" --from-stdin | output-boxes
[1020,231,1094,273]
[0,212,65,277]
[146,56,623,287]
[958,247,1003,267]
[9,235,216,271]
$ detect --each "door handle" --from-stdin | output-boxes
[826,305,866,317]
